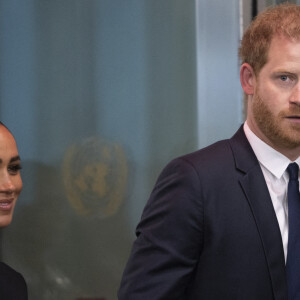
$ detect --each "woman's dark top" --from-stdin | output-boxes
[0,262,28,300]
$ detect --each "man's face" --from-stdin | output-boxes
[247,35,300,155]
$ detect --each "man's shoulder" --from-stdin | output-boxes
[163,126,250,175]
[182,125,249,163]
[157,139,233,183]
[183,138,232,163]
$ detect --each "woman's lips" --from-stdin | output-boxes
[0,199,14,211]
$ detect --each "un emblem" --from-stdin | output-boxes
[62,137,128,218]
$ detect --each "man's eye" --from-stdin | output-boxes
[280,75,288,81]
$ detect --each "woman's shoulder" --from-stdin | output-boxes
[0,262,28,299]
[0,262,23,276]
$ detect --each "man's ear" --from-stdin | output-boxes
[240,63,256,95]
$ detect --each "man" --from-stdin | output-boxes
[118,3,300,299]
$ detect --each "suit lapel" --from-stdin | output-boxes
[230,126,288,300]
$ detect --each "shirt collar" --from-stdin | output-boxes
[243,121,300,179]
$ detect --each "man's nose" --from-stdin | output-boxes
[290,83,300,105]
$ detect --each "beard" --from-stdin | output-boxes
[252,90,300,149]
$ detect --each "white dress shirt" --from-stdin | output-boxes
[244,121,300,262]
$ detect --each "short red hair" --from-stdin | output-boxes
[239,3,300,75]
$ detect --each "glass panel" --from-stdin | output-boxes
[0,0,241,299]
[0,1,198,299]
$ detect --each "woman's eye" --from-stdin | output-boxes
[8,164,22,174]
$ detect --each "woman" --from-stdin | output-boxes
[0,122,28,299]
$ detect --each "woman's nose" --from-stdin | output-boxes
[0,174,14,193]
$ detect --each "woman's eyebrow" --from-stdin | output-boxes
[10,156,21,163]
[0,156,20,164]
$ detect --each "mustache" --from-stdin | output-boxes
[279,107,300,117]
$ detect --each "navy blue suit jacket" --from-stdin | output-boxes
[118,126,288,299]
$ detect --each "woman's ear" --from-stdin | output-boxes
[240,63,256,95]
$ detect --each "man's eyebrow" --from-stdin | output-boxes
[273,70,296,74]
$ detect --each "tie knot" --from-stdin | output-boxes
[287,163,299,181]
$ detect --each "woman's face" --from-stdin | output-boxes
[0,125,22,227]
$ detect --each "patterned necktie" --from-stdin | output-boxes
[286,162,300,300]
